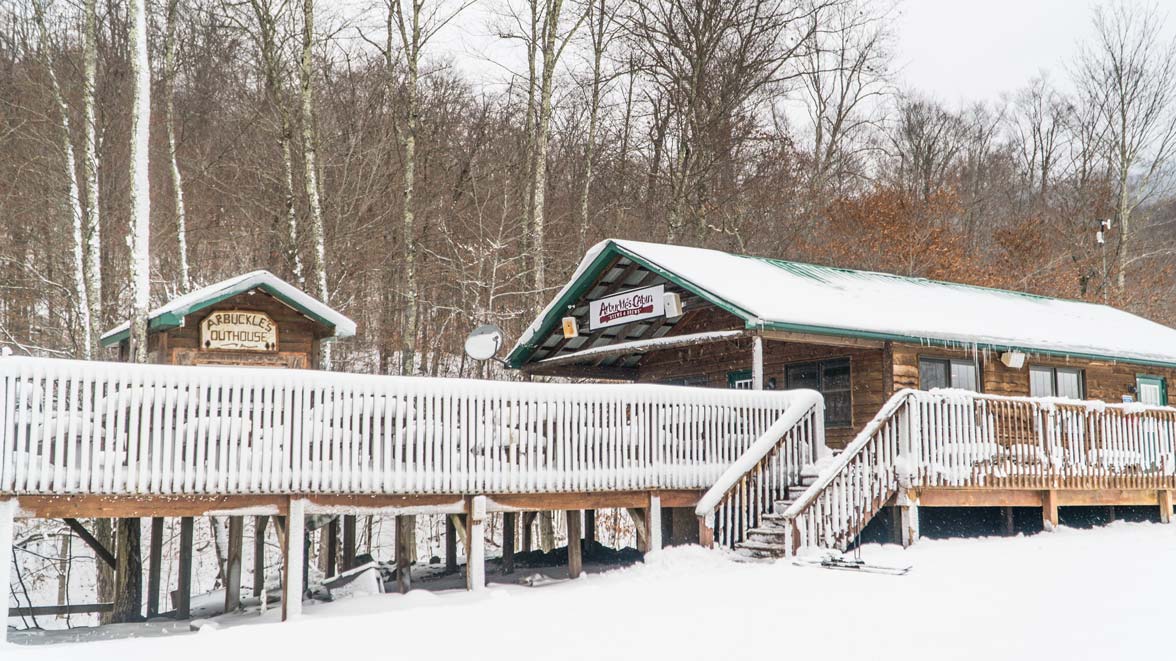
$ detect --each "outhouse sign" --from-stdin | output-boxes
[589,284,665,331]
[200,310,278,351]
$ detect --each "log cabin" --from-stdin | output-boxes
[509,239,1176,449]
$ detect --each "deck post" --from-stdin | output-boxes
[1159,490,1173,524]
[444,514,458,572]
[225,516,244,612]
[584,509,596,544]
[342,515,357,572]
[1003,507,1015,536]
[501,512,516,574]
[253,516,268,597]
[147,517,164,618]
[1,499,16,644]
[566,511,582,579]
[697,515,714,549]
[176,517,194,619]
[466,497,486,590]
[752,336,764,390]
[1043,489,1059,531]
[897,490,919,547]
[648,496,663,551]
[521,511,536,552]
[282,499,306,621]
[325,518,338,578]
[396,515,414,593]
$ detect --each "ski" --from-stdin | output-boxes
[792,556,912,576]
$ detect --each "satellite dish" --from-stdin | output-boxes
[464,324,505,362]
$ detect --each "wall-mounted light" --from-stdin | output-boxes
[664,292,684,319]
[562,316,580,339]
[1000,351,1026,369]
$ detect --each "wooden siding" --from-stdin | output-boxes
[638,333,887,449]
[891,342,1176,403]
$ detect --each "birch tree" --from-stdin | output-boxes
[82,0,102,358]
[1074,0,1176,292]
[299,0,330,369]
[576,0,617,253]
[115,0,152,624]
[31,1,91,359]
[385,0,470,377]
[164,0,190,291]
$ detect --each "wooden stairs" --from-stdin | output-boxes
[736,468,821,558]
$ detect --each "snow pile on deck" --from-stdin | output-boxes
[9,522,1176,660]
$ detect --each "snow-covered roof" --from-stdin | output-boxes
[100,270,356,346]
[509,239,1176,368]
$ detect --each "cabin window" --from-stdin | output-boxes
[1029,366,1084,399]
[918,357,980,391]
[727,369,754,390]
[785,358,851,427]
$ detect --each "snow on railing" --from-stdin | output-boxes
[694,389,824,547]
[782,389,1176,553]
[0,357,818,497]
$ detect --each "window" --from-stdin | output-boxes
[727,369,754,390]
[786,358,852,427]
[918,357,980,391]
[1029,366,1084,399]
[1137,375,1168,406]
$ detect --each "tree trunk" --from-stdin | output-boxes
[299,0,331,370]
[164,0,190,291]
[82,0,102,358]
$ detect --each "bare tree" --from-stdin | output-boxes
[164,0,190,291]
[1074,0,1176,291]
[82,0,102,357]
[299,0,330,368]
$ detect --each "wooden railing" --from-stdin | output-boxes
[0,357,821,498]
[694,390,825,547]
[781,389,1176,553]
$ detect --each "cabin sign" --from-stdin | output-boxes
[589,285,665,331]
[201,310,278,351]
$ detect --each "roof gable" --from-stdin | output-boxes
[511,239,1176,369]
[100,271,356,347]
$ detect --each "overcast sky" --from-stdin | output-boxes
[367,0,1176,107]
[893,0,1100,103]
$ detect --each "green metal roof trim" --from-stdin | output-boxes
[100,270,357,347]
[512,239,1176,370]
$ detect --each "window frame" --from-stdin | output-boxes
[1028,365,1086,399]
[784,357,853,428]
[726,369,754,390]
[917,356,982,392]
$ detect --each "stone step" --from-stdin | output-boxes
[735,539,790,557]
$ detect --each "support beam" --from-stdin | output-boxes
[1,499,15,645]
[1160,490,1173,524]
[626,508,648,552]
[752,335,764,390]
[501,512,516,575]
[63,518,116,569]
[898,490,919,547]
[584,509,596,544]
[225,516,244,612]
[253,516,268,597]
[566,510,582,579]
[1003,507,1015,536]
[147,517,164,618]
[325,517,338,578]
[282,499,306,621]
[697,515,714,549]
[176,517,194,620]
[521,511,536,552]
[1043,489,1059,531]
[647,496,663,552]
[444,514,457,572]
[466,497,486,591]
[396,515,414,593]
[342,515,356,572]
[889,506,903,545]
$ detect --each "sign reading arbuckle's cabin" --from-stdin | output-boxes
[590,284,665,331]
[201,310,277,351]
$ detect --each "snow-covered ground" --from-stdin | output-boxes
[8,522,1175,660]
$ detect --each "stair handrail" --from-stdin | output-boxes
[781,389,918,518]
[694,389,825,546]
